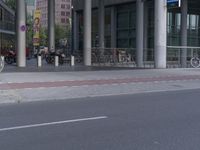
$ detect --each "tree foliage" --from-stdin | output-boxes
[40,27,48,46]
[55,25,69,48]
[4,0,16,10]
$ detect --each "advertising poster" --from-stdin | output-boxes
[33,10,41,46]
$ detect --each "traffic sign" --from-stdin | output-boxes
[20,25,26,32]
[167,0,181,7]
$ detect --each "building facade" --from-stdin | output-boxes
[36,0,71,28]
[72,0,200,68]
[14,0,200,68]
[0,0,15,53]
[26,0,35,17]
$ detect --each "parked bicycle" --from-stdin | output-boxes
[4,50,16,64]
[45,50,66,65]
[190,55,200,68]
[0,56,5,72]
[190,49,200,68]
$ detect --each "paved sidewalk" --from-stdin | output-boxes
[0,68,200,104]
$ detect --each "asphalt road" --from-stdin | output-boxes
[0,89,200,150]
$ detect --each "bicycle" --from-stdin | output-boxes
[190,56,200,68]
[0,56,5,72]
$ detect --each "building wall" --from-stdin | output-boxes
[75,0,200,61]
[26,0,35,16]
[0,0,15,51]
[36,0,71,28]
[73,0,135,10]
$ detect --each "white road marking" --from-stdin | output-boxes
[0,116,108,132]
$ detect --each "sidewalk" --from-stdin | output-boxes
[1,67,200,104]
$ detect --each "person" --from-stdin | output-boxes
[33,17,40,32]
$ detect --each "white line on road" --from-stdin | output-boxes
[0,116,108,132]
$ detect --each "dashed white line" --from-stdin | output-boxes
[0,116,108,132]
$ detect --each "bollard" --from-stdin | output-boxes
[71,55,75,66]
[1,56,4,62]
[0,56,5,72]
[55,56,59,67]
[37,55,42,67]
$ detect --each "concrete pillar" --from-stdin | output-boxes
[136,0,144,67]
[48,0,55,52]
[111,6,116,48]
[154,0,167,69]
[83,0,92,66]
[98,0,105,51]
[16,0,26,67]
[181,0,188,68]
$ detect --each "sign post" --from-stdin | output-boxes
[167,0,181,7]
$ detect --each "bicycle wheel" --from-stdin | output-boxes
[0,56,5,72]
[190,57,200,68]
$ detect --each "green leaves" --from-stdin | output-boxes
[4,0,16,10]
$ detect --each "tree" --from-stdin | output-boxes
[40,27,48,46]
[26,14,34,48]
[4,0,16,10]
[55,25,69,48]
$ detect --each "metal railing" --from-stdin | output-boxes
[167,46,200,68]
[91,48,136,67]
[74,46,200,68]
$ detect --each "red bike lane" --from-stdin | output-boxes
[0,75,200,90]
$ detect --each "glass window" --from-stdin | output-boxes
[117,30,129,38]
[116,3,136,48]
[117,12,129,29]
[0,8,2,21]
[117,39,129,48]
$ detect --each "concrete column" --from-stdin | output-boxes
[48,0,55,52]
[98,0,105,52]
[154,0,167,69]
[111,6,116,48]
[16,0,26,67]
[83,0,92,66]
[181,0,188,68]
[136,0,144,67]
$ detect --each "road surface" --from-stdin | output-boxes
[0,89,200,150]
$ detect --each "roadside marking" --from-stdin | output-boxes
[0,116,108,132]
